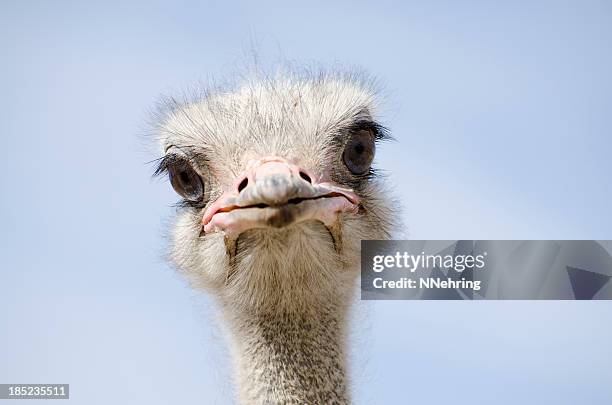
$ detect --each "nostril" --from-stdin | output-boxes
[237,177,249,193]
[299,171,312,184]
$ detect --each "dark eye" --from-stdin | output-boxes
[168,161,205,202]
[342,129,375,175]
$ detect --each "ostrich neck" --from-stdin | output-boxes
[224,298,351,404]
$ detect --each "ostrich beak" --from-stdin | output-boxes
[201,158,359,246]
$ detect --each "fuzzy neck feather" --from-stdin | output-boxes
[223,299,351,405]
[215,224,358,404]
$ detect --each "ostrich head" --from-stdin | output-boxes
[154,73,393,314]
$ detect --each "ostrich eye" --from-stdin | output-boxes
[342,129,375,175]
[168,161,205,202]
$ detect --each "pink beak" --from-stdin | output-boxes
[202,157,359,238]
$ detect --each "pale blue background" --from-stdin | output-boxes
[1,1,611,404]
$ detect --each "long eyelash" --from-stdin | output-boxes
[349,119,393,142]
[150,145,207,178]
[344,168,379,190]
[176,199,206,209]
[151,155,174,178]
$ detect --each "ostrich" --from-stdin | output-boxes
[153,71,394,404]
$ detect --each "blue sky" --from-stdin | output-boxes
[1,1,611,404]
